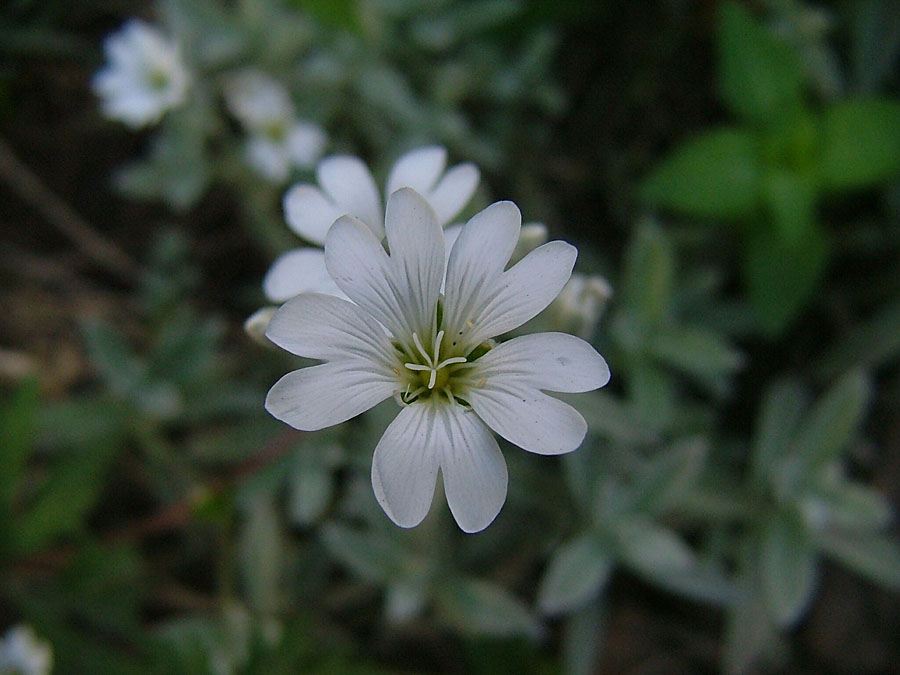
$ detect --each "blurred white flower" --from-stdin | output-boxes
[0,625,53,675]
[265,188,609,532]
[93,20,190,129]
[547,274,613,338]
[263,145,479,303]
[224,70,327,183]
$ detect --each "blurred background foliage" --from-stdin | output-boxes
[1,0,899,673]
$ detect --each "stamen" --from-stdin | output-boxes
[433,330,445,364]
[404,363,432,372]
[435,356,468,370]
[411,332,433,367]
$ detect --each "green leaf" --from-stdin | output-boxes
[650,326,744,386]
[818,299,900,380]
[819,532,900,591]
[537,533,613,615]
[295,0,361,32]
[628,362,675,433]
[15,443,118,554]
[621,220,675,327]
[81,319,145,395]
[851,0,900,93]
[818,98,900,191]
[759,511,818,626]
[751,379,807,484]
[319,524,399,583]
[561,598,606,675]
[0,378,38,507]
[792,370,871,471]
[717,1,804,123]
[743,224,829,334]
[238,497,282,614]
[437,577,540,638]
[821,482,891,532]
[626,437,707,515]
[641,128,761,219]
[559,391,658,447]
[723,544,780,675]
[614,518,696,578]
[761,169,818,245]
[288,462,333,526]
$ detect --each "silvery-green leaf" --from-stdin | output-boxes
[436,577,541,638]
[820,482,891,531]
[791,370,871,471]
[626,437,707,515]
[650,326,744,387]
[759,511,818,627]
[819,532,900,591]
[614,518,696,578]
[621,221,675,327]
[751,379,807,484]
[818,300,900,380]
[238,497,282,614]
[562,597,606,675]
[288,463,333,526]
[385,578,428,623]
[723,545,781,675]
[559,391,658,446]
[537,533,613,615]
[319,524,399,583]
[628,362,675,433]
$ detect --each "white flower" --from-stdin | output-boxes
[0,625,53,675]
[265,188,610,532]
[263,145,479,303]
[224,70,327,183]
[93,20,190,129]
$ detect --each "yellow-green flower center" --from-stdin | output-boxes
[398,330,471,405]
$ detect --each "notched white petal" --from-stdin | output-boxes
[266,363,394,431]
[262,248,344,303]
[265,292,395,365]
[372,404,441,528]
[438,406,508,533]
[283,184,342,246]
[427,162,480,226]
[476,332,610,393]
[317,155,383,237]
[468,383,588,456]
[386,146,447,197]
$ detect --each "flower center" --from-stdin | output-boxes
[403,329,467,390]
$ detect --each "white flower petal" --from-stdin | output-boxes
[286,122,327,168]
[283,184,343,245]
[263,247,345,302]
[325,215,408,338]
[371,403,441,528]
[427,162,480,226]
[384,188,445,339]
[317,155,384,238]
[443,201,521,346]
[266,362,395,431]
[467,241,577,345]
[386,146,447,197]
[436,405,508,533]
[265,292,396,366]
[468,381,587,455]
[475,332,610,393]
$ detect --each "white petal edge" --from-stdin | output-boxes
[283,184,343,245]
[317,155,384,238]
[262,248,344,302]
[474,332,611,393]
[427,162,480,226]
[468,382,587,455]
[265,292,396,366]
[324,214,408,338]
[467,240,577,345]
[443,201,521,345]
[266,362,395,431]
[436,405,508,533]
[384,188,445,339]
[371,403,441,529]
[386,146,447,197]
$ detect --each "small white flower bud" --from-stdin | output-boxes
[548,274,613,339]
[511,222,549,263]
[244,306,279,347]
